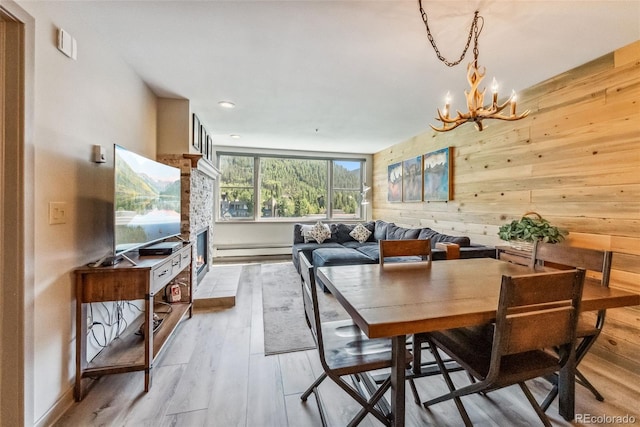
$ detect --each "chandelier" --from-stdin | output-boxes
[418,3,529,132]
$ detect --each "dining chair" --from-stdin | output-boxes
[530,241,613,410]
[299,253,411,427]
[379,238,432,266]
[422,269,585,427]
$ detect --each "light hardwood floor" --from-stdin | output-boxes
[56,262,640,427]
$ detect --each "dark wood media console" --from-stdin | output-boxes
[73,242,192,401]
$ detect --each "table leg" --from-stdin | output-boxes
[558,344,576,421]
[144,294,153,392]
[391,335,406,427]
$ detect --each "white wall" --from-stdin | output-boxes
[14,2,157,424]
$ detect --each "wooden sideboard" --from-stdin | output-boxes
[495,245,532,266]
[73,243,192,401]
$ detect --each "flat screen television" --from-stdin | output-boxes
[114,144,181,256]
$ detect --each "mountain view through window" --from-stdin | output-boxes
[219,155,364,221]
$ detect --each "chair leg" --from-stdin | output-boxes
[518,382,552,427]
[424,342,473,427]
[408,377,421,404]
[576,368,605,401]
[300,372,329,427]
[541,384,558,412]
[301,372,327,401]
[343,376,392,427]
[541,368,604,412]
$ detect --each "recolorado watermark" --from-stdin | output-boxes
[575,413,637,424]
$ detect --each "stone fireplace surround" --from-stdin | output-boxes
[158,153,219,286]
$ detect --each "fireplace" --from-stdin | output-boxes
[196,227,210,283]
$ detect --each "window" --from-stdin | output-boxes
[260,157,327,219]
[218,154,365,221]
[332,160,363,220]
[219,155,254,220]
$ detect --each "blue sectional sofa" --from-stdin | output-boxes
[292,220,496,291]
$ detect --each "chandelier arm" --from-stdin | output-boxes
[431,120,468,132]
[484,111,531,121]
[435,108,471,124]
[474,101,509,117]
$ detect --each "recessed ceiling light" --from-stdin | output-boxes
[218,101,236,109]
[230,134,241,139]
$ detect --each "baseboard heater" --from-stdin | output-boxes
[214,243,291,258]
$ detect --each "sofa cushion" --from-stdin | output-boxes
[331,223,356,243]
[300,224,315,243]
[431,233,471,247]
[386,223,421,240]
[292,242,345,272]
[374,220,392,241]
[417,227,471,248]
[417,228,438,240]
[307,221,332,243]
[350,223,372,243]
[313,247,378,267]
[354,243,380,261]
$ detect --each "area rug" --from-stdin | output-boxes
[262,262,346,355]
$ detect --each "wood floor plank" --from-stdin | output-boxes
[249,264,266,356]
[57,261,640,427]
[279,350,318,395]
[160,409,207,427]
[285,393,324,427]
[164,309,230,415]
[202,267,255,426]
[120,364,186,426]
[246,353,288,427]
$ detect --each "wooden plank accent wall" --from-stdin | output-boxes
[372,40,640,373]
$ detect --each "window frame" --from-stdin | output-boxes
[217,152,367,223]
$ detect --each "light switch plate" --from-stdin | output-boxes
[49,202,67,225]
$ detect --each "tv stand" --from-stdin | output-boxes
[73,242,192,401]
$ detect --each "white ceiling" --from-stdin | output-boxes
[38,1,640,154]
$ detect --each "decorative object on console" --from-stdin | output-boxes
[423,147,451,201]
[498,211,567,251]
[417,3,529,132]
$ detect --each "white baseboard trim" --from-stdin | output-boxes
[34,384,74,427]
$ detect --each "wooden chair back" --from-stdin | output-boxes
[530,241,612,287]
[489,269,585,377]
[300,253,323,352]
[379,239,432,267]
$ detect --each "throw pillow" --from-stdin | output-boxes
[349,223,372,243]
[308,221,332,244]
[300,224,315,243]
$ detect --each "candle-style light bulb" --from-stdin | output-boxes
[491,78,499,105]
[510,90,517,116]
[444,91,451,119]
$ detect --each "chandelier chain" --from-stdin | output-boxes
[418,0,482,67]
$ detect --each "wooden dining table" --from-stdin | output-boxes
[316,257,640,427]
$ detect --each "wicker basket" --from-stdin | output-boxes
[507,212,542,252]
[508,239,535,252]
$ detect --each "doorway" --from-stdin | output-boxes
[1,6,26,426]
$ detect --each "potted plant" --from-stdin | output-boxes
[498,212,567,251]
